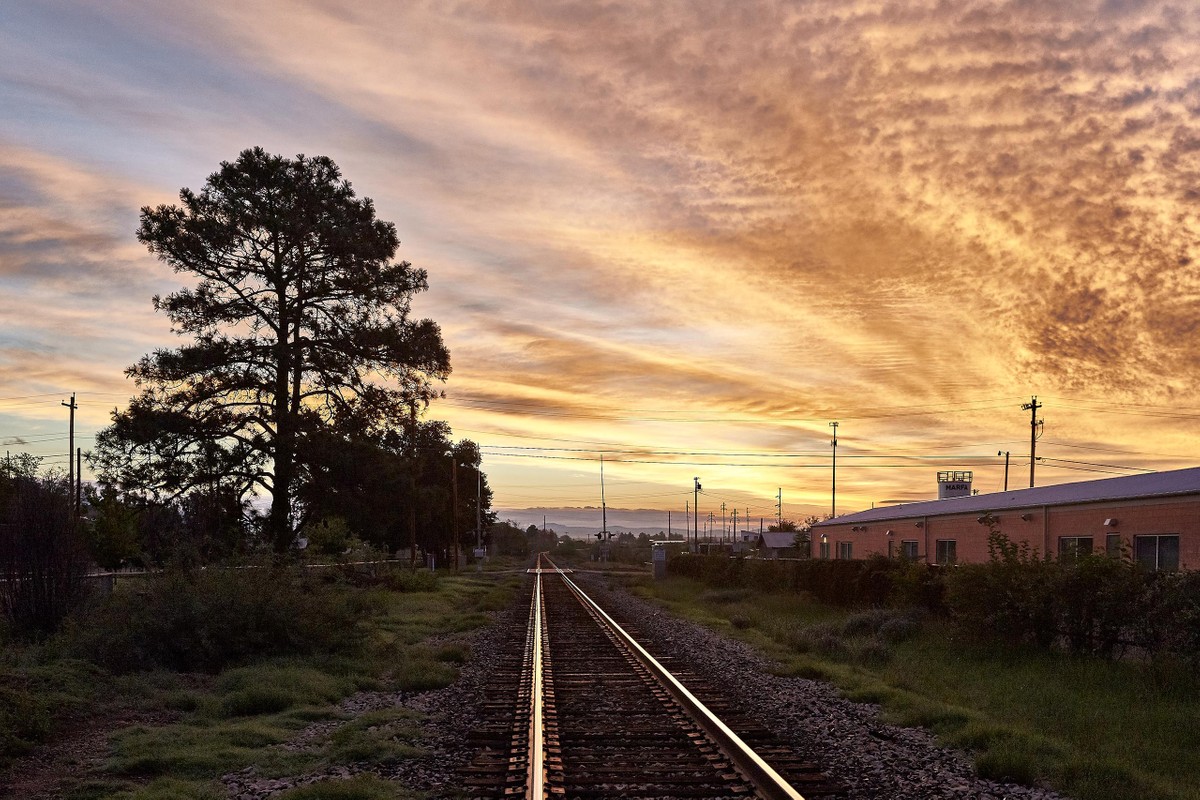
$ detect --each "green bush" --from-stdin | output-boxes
[0,678,51,758]
[669,541,1200,666]
[666,553,942,609]
[380,568,439,593]
[945,533,1060,648]
[945,531,1200,664]
[0,658,102,766]
[1054,553,1144,656]
[63,565,382,673]
[1140,570,1200,668]
[304,517,353,556]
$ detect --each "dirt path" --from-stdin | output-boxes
[1,704,179,799]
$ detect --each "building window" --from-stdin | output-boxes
[901,540,919,560]
[819,540,829,559]
[1058,536,1093,562]
[1105,533,1122,557]
[935,539,956,565]
[887,540,895,558]
[1135,535,1180,572]
[837,541,853,560]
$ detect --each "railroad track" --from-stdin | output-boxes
[464,554,842,799]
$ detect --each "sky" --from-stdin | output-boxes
[2,1,1200,531]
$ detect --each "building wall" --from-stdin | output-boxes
[813,495,1200,569]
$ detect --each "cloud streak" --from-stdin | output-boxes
[1,0,1198,515]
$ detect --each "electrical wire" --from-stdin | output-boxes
[445,395,1023,423]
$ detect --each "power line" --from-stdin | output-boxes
[445,395,1022,423]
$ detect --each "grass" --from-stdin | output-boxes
[1,567,521,798]
[629,575,1200,800]
[0,657,108,764]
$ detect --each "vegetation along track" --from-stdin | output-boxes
[464,554,842,799]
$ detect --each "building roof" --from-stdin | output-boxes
[757,531,798,548]
[813,466,1200,527]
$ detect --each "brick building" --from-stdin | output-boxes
[810,467,1200,571]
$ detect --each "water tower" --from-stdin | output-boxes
[937,470,973,499]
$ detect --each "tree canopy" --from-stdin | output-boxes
[93,148,451,550]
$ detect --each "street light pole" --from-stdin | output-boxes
[693,477,701,553]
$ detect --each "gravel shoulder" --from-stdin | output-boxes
[572,572,1069,800]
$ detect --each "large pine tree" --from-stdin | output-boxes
[94,148,451,551]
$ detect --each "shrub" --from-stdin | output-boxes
[1141,570,1200,667]
[877,613,921,643]
[1054,553,1144,657]
[945,533,1058,648]
[888,559,946,612]
[63,564,382,673]
[667,554,905,607]
[303,517,353,556]
[380,567,439,593]
[852,638,893,667]
[0,678,51,758]
[729,614,755,629]
[0,478,93,640]
[841,608,895,637]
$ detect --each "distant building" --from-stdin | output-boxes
[756,531,799,559]
[811,467,1200,570]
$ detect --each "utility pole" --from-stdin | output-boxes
[407,402,417,566]
[600,454,608,541]
[776,488,782,529]
[1022,397,1043,488]
[998,450,1010,492]
[685,501,690,544]
[693,477,701,553]
[62,393,76,517]
[721,502,726,542]
[830,421,839,517]
[476,468,482,550]
[667,510,671,540]
[731,508,738,546]
[451,458,460,570]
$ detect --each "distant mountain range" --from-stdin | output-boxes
[496,506,770,540]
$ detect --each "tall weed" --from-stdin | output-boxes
[63,565,382,673]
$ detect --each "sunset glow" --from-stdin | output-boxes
[3,2,1200,528]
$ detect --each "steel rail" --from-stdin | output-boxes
[541,554,807,800]
[527,559,547,798]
